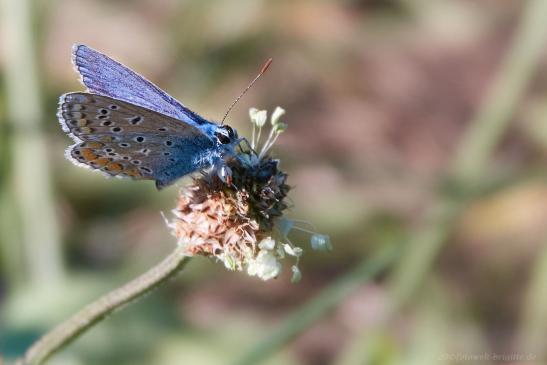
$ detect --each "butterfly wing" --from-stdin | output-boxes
[72,44,208,128]
[58,92,219,188]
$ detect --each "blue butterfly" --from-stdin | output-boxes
[58,44,238,189]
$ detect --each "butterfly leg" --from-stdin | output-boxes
[235,137,252,152]
[218,164,233,186]
[208,154,232,186]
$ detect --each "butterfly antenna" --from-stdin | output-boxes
[220,58,273,125]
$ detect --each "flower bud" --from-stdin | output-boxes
[271,106,286,126]
[249,108,267,127]
[273,122,288,134]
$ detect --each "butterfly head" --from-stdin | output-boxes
[215,125,238,145]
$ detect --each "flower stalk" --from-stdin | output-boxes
[16,248,189,365]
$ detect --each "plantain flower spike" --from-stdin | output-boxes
[169,108,330,281]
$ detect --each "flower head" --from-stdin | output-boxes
[169,107,330,281]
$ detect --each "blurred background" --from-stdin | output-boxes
[2,0,547,364]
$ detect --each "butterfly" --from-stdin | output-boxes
[58,44,239,190]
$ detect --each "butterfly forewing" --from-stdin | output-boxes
[59,92,216,184]
[72,44,208,127]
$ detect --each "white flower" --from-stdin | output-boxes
[259,237,276,251]
[249,108,267,127]
[270,106,286,126]
[291,265,302,283]
[247,249,282,280]
[283,244,303,257]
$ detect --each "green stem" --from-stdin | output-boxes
[389,0,547,308]
[16,248,189,365]
[1,0,64,288]
[452,0,547,184]
[230,244,400,365]
[516,238,547,361]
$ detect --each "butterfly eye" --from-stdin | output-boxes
[215,125,236,144]
[216,133,230,144]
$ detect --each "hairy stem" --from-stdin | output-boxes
[16,248,189,365]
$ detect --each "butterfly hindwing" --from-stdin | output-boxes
[58,92,218,186]
[59,93,207,138]
[72,44,208,127]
